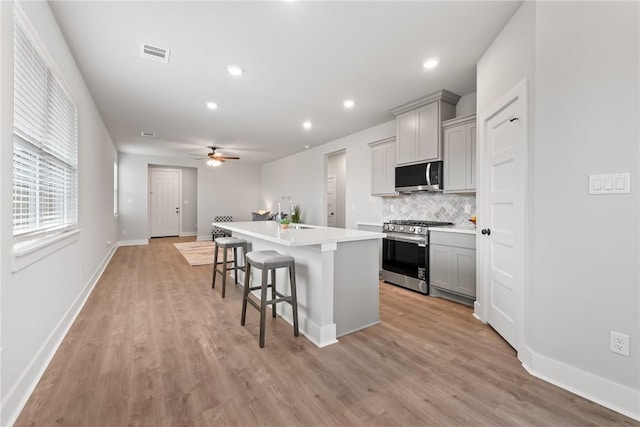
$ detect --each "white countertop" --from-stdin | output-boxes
[430,224,477,235]
[212,221,385,247]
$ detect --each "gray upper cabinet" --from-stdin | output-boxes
[443,113,476,193]
[391,90,459,166]
[368,137,397,196]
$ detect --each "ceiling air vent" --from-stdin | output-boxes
[140,43,170,63]
[141,131,156,137]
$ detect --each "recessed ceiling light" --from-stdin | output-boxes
[423,57,439,69]
[304,145,310,149]
[302,121,312,130]
[227,65,244,76]
[206,101,218,110]
[343,99,355,108]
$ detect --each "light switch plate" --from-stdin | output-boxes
[589,173,630,195]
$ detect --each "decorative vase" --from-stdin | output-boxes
[280,223,289,229]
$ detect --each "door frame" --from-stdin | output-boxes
[148,166,183,237]
[476,79,528,357]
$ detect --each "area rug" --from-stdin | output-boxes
[174,241,215,266]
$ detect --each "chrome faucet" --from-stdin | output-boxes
[277,195,294,221]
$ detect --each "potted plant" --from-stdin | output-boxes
[278,218,290,229]
[291,205,301,223]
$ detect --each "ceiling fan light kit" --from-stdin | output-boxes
[199,146,240,167]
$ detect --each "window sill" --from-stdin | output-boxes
[12,229,81,272]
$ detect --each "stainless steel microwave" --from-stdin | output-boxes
[395,161,443,193]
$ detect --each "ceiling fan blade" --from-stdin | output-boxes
[217,156,240,160]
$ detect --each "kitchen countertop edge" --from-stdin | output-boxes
[213,221,385,247]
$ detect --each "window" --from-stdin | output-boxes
[13,8,78,240]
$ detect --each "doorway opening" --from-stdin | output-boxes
[148,165,198,238]
[326,150,346,228]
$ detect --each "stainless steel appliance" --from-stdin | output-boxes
[381,219,453,294]
[395,161,444,193]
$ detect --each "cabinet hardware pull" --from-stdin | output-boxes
[510,117,519,122]
[481,228,491,236]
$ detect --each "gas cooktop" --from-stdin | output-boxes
[383,219,453,235]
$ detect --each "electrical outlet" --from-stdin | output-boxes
[610,331,630,357]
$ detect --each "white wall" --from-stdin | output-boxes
[118,152,261,242]
[327,150,346,228]
[0,2,119,425]
[179,167,198,234]
[532,0,639,410]
[478,0,640,419]
[455,92,477,117]
[261,121,395,229]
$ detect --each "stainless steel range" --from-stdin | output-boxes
[381,219,453,294]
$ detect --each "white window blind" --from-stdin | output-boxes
[13,10,78,238]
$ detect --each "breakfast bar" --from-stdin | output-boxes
[212,221,384,347]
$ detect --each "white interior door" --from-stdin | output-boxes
[326,174,337,227]
[149,168,181,237]
[479,81,526,351]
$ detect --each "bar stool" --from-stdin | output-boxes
[241,250,299,348]
[212,237,247,298]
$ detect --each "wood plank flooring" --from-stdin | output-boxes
[14,237,638,426]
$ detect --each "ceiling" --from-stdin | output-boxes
[49,1,522,165]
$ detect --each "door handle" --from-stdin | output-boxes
[426,163,432,186]
[481,228,491,236]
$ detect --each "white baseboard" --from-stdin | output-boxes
[196,234,212,241]
[1,243,118,427]
[179,231,197,237]
[118,239,149,246]
[522,346,640,421]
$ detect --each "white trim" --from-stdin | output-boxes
[1,243,118,427]
[118,239,149,247]
[523,347,640,421]
[179,231,197,237]
[11,229,81,272]
[196,234,212,242]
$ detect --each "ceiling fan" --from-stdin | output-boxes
[194,146,240,167]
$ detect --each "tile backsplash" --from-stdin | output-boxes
[383,193,476,224]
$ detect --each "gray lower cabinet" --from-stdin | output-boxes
[429,231,476,306]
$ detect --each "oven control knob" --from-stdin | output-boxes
[399,226,404,231]
[409,227,415,232]
[389,225,395,231]
[416,227,422,233]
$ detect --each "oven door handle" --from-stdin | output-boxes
[384,234,427,245]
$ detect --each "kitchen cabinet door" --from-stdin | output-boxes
[429,231,476,302]
[443,114,476,193]
[369,138,397,196]
[391,90,458,166]
[416,102,439,161]
[396,111,417,165]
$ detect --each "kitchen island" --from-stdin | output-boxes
[212,221,384,347]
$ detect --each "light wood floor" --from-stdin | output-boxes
[15,237,638,426]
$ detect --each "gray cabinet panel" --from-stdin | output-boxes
[443,114,476,193]
[369,138,397,196]
[429,230,476,302]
